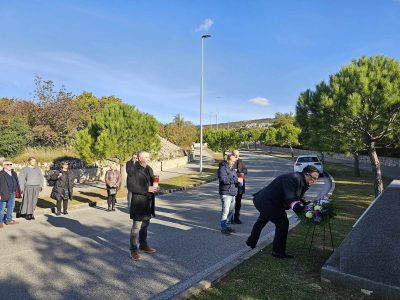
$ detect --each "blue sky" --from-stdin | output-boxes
[1,0,400,124]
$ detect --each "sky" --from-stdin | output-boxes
[1,0,400,124]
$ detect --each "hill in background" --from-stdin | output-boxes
[202,118,274,130]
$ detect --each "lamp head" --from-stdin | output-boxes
[201,34,211,39]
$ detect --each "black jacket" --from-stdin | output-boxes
[0,170,21,202]
[127,161,155,221]
[50,170,75,201]
[234,158,248,194]
[253,172,309,213]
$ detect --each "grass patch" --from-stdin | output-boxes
[11,147,80,164]
[159,167,217,191]
[192,162,392,300]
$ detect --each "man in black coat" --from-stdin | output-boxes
[127,151,158,261]
[126,153,138,209]
[231,150,248,224]
[0,161,21,227]
[246,165,320,258]
[49,162,75,215]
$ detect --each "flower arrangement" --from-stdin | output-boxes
[301,196,337,224]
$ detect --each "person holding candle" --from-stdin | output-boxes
[126,150,159,261]
[231,150,248,224]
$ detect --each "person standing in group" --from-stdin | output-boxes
[126,153,138,209]
[218,154,238,235]
[127,151,158,261]
[105,162,121,212]
[18,157,44,220]
[0,161,21,228]
[231,150,248,224]
[246,165,320,258]
[49,162,75,216]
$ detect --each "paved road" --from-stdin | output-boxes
[0,151,331,299]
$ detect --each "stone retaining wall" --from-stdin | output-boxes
[259,145,400,168]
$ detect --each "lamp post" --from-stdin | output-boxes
[200,34,211,173]
[216,96,221,130]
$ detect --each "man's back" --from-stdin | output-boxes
[253,172,308,211]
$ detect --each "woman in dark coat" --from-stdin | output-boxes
[127,151,158,261]
[50,162,75,215]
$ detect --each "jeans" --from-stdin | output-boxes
[0,192,16,223]
[129,220,150,251]
[220,194,235,230]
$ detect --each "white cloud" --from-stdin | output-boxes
[248,97,270,107]
[195,18,213,32]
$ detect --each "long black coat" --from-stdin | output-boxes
[127,161,155,221]
[253,172,309,214]
[234,158,248,194]
[0,170,21,202]
[50,170,75,201]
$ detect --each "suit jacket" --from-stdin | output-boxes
[253,172,309,213]
[0,170,21,202]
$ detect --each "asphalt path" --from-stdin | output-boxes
[0,151,331,300]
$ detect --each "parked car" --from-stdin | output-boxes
[294,154,324,175]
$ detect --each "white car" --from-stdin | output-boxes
[294,154,324,175]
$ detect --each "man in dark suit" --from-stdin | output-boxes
[246,165,320,258]
[231,150,248,224]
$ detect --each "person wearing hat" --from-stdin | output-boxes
[49,161,75,215]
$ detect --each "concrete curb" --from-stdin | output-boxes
[14,176,218,218]
[167,219,300,300]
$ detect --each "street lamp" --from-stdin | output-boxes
[200,34,211,173]
[216,96,221,130]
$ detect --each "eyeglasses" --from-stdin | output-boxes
[5,163,13,166]
[308,174,319,181]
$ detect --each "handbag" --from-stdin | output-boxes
[109,188,117,195]
[15,190,22,199]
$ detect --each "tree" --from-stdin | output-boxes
[272,112,295,127]
[159,114,197,150]
[204,129,241,157]
[75,103,160,166]
[325,55,400,196]
[0,117,31,157]
[33,76,83,147]
[296,84,366,175]
[73,92,122,127]
[275,124,301,158]
[261,127,277,152]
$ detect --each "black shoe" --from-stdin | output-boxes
[231,219,236,224]
[272,252,294,259]
[221,228,231,235]
[25,215,32,220]
[234,219,242,224]
[246,240,256,249]
[31,215,35,220]
[112,208,116,211]
[63,211,68,215]
[56,212,61,216]
[226,227,236,233]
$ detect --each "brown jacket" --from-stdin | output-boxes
[105,170,121,188]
